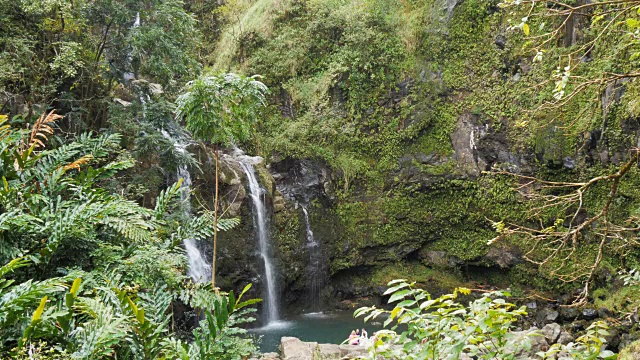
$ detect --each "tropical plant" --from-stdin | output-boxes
[176,73,268,288]
[354,280,616,359]
[494,0,640,305]
[0,112,157,267]
[168,283,261,360]
[0,257,70,350]
[1,256,261,359]
[538,321,616,360]
[0,108,257,358]
[354,279,529,359]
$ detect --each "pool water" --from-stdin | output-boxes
[249,311,383,353]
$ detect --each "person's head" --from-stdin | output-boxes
[350,330,355,335]
[356,329,359,334]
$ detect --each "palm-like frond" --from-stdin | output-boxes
[171,211,240,245]
[70,297,129,359]
[154,179,183,220]
[0,277,68,329]
[28,110,61,151]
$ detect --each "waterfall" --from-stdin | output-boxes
[124,12,140,83]
[161,130,211,283]
[239,161,280,324]
[302,206,324,311]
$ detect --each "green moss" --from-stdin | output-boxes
[595,286,640,314]
[215,0,640,300]
[619,339,640,360]
[369,262,467,292]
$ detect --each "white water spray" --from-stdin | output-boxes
[239,161,280,324]
[302,205,324,311]
[161,130,211,283]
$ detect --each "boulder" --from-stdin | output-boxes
[281,337,317,360]
[313,344,341,359]
[485,245,522,268]
[540,323,562,344]
[582,308,598,320]
[511,327,550,358]
[535,307,560,327]
[337,344,368,358]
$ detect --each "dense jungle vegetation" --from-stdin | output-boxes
[3,0,640,358]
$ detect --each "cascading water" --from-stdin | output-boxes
[302,206,325,312]
[239,160,280,324]
[124,10,209,285]
[124,12,140,83]
[161,130,211,283]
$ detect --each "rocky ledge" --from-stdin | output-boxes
[250,321,620,359]
[250,337,367,360]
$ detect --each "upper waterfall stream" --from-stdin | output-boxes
[161,130,210,283]
[302,205,324,311]
[239,160,280,324]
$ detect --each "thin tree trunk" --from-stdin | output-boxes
[212,144,219,289]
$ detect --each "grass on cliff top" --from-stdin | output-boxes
[212,0,280,71]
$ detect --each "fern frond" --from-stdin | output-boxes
[29,110,61,151]
[71,297,129,359]
[0,276,68,328]
[62,155,94,172]
[0,115,11,141]
[137,284,173,325]
[154,180,184,220]
[0,257,30,279]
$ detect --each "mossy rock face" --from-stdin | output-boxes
[619,339,640,360]
[205,0,640,309]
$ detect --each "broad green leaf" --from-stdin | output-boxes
[32,296,48,322]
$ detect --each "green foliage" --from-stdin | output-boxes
[0,116,157,266]
[0,108,256,358]
[538,321,616,360]
[169,283,261,360]
[0,0,200,127]
[354,279,530,359]
[355,280,617,359]
[0,258,69,348]
[176,73,268,145]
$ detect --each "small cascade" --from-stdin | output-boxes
[124,12,141,83]
[301,205,325,311]
[161,130,211,283]
[238,160,280,324]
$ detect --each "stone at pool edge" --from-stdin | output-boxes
[279,337,368,360]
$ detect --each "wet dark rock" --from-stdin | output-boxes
[270,158,333,204]
[484,245,522,268]
[559,306,580,321]
[582,308,598,320]
[451,112,487,177]
[569,320,588,332]
[604,328,620,349]
[495,34,507,49]
[563,156,576,169]
[619,332,640,351]
[598,307,612,319]
[536,308,559,326]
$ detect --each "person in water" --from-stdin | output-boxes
[348,330,359,345]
